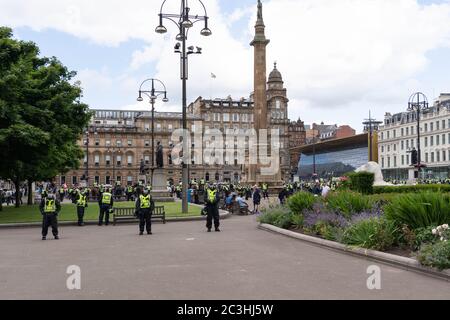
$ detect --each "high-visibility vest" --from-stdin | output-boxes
[102,193,112,205]
[140,195,151,209]
[77,195,87,207]
[127,186,133,193]
[44,199,56,213]
[207,190,217,204]
[59,188,64,193]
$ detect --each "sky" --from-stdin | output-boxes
[1,0,450,132]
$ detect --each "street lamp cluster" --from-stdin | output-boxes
[151,0,211,214]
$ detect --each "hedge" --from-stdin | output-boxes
[373,184,450,194]
[347,172,374,195]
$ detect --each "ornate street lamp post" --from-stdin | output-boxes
[137,78,169,185]
[408,92,429,180]
[156,0,212,214]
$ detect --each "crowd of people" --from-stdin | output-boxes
[0,185,28,206]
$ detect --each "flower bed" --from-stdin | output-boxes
[258,191,450,270]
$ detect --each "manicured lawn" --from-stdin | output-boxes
[0,202,202,224]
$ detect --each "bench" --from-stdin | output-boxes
[112,206,166,225]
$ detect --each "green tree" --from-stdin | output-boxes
[0,27,91,207]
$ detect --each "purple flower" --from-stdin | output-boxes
[303,211,349,229]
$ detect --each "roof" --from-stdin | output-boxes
[290,133,369,155]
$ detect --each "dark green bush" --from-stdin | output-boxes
[384,192,450,229]
[326,191,374,218]
[342,218,398,251]
[258,205,293,229]
[417,241,450,271]
[347,172,375,195]
[287,191,316,215]
[373,184,450,194]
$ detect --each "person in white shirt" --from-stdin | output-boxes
[321,184,331,198]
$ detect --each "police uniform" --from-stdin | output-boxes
[76,192,88,226]
[135,192,155,235]
[98,190,114,226]
[39,196,61,240]
[205,187,220,232]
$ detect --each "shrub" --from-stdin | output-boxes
[384,192,450,229]
[290,214,304,230]
[347,172,374,195]
[417,241,450,271]
[326,191,374,218]
[373,184,450,194]
[258,205,293,229]
[414,226,440,250]
[342,217,398,251]
[287,191,316,215]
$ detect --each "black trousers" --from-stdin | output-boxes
[77,206,85,225]
[138,209,152,233]
[206,204,220,229]
[99,205,111,225]
[42,213,58,237]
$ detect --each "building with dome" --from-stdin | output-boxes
[56,0,306,187]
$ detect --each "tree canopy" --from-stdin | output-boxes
[0,26,92,205]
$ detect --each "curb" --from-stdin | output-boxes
[259,223,450,282]
[0,211,231,229]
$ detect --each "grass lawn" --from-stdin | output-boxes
[0,202,202,224]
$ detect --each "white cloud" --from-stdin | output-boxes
[3,0,450,130]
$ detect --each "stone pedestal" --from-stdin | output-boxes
[408,168,418,185]
[151,168,174,203]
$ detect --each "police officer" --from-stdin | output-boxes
[39,193,61,240]
[126,185,134,202]
[135,188,155,236]
[205,184,220,232]
[76,190,88,226]
[59,186,65,202]
[98,188,114,226]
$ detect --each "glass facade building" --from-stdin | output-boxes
[296,134,370,179]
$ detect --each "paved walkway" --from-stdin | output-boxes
[0,215,448,299]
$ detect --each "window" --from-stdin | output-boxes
[127,155,133,166]
[406,155,410,165]
[437,151,440,162]
[223,114,230,122]
[430,136,434,146]
[431,152,435,163]
[156,124,162,132]
[127,139,132,147]
[387,145,390,152]
[145,140,150,147]
[116,176,121,184]
[393,130,396,138]
[105,155,111,166]
[95,176,100,184]
[83,155,88,165]
[401,155,405,166]
[430,122,434,132]
[144,155,150,165]
[94,155,100,166]
[443,134,446,145]
[116,155,122,166]
[436,121,440,131]
[424,137,428,147]
[443,120,446,130]
[394,156,397,167]
[106,140,111,147]
[406,140,409,149]
[381,132,384,140]
[95,139,100,146]
[105,176,111,185]
[387,157,391,168]
[443,151,447,162]
[411,126,414,135]
[387,131,390,139]
[72,176,77,185]
[144,123,150,131]
[406,127,409,136]
[401,128,404,136]
[425,153,429,162]
[401,141,404,150]
[393,144,397,151]
[214,113,220,122]
[436,135,440,146]
[233,113,239,122]
[60,176,66,184]
[127,176,133,185]
[168,124,173,131]
[116,140,122,147]
[425,123,428,132]
[381,158,385,168]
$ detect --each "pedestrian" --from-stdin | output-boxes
[98,188,114,226]
[76,189,88,226]
[39,193,61,240]
[252,185,261,214]
[321,183,331,198]
[205,184,220,232]
[58,186,65,202]
[135,188,155,236]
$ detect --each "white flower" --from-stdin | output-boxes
[432,229,437,235]
[443,224,449,230]
[440,237,444,241]
[437,226,443,232]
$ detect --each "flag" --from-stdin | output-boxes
[211,73,217,79]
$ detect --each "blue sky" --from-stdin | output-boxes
[3,0,450,131]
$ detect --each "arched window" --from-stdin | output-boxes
[215,172,220,181]
[205,173,210,181]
